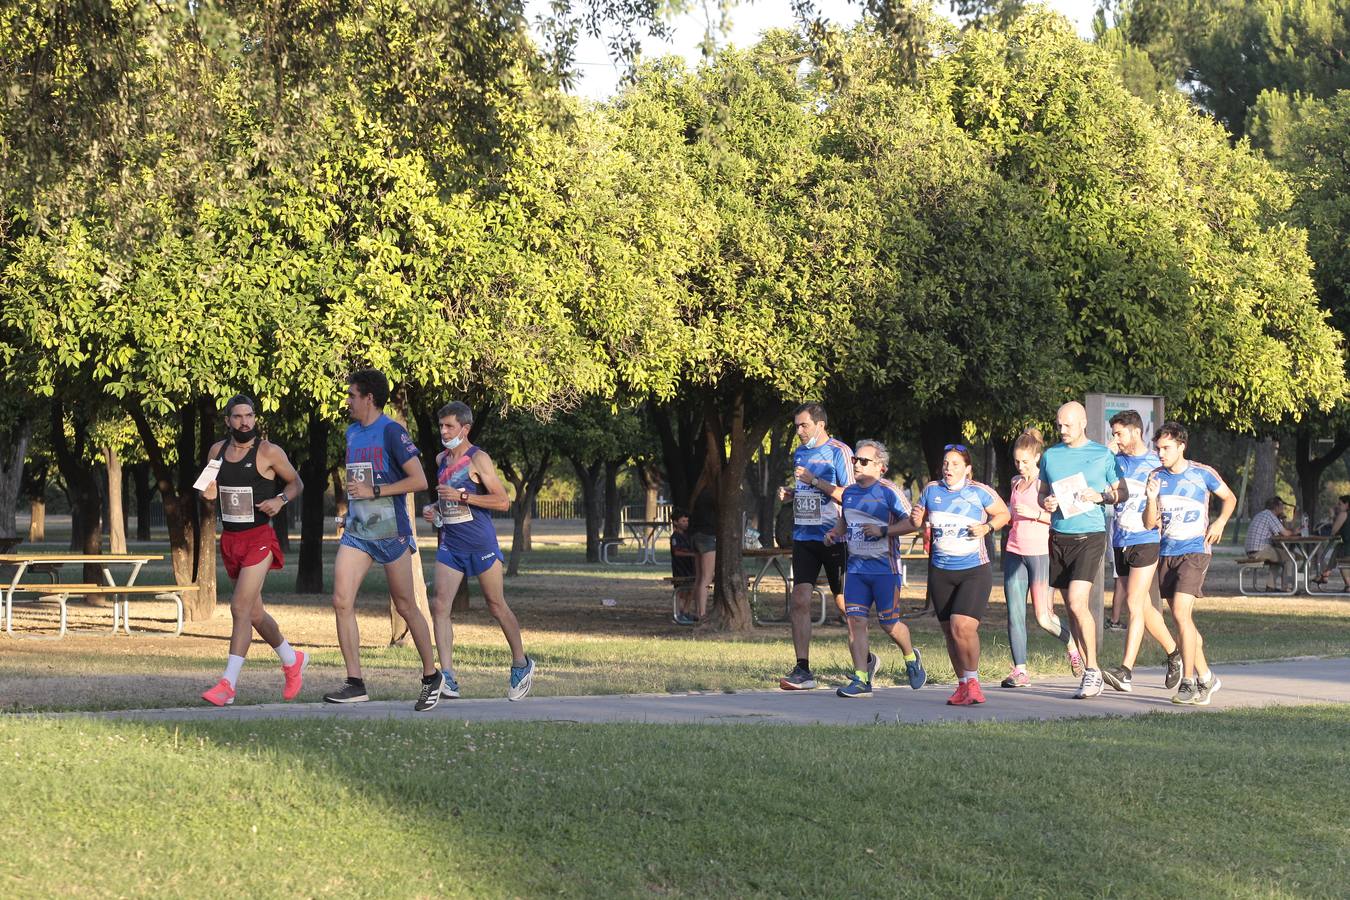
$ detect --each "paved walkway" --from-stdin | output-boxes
[74,657,1350,727]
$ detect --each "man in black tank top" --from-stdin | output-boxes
[197,395,307,707]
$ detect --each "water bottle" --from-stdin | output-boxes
[1301,514,1310,537]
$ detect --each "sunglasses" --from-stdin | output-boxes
[853,457,878,467]
[944,443,968,452]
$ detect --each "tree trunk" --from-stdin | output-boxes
[131,462,152,540]
[29,500,45,542]
[570,458,604,563]
[0,419,31,541]
[755,423,793,548]
[637,461,662,520]
[191,397,219,619]
[273,497,291,552]
[387,400,431,646]
[504,454,551,577]
[50,400,105,602]
[295,412,330,594]
[603,459,623,541]
[648,397,704,508]
[1250,436,1279,519]
[104,444,127,554]
[1294,426,1350,526]
[918,412,965,481]
[706,388,763,633]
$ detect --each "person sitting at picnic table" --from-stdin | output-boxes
[669,509,700,625]
[1245,497,1296,591]
[1315,494,1350,588]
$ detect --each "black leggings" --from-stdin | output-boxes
[929,563,992,622]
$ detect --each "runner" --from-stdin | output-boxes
[1142,421,1236,705]
[1101,410,1183,694]
[911,444,1009,706]
[1039,401,1126,699]
[420,401,535,701]
[198,395,307,706]
[322,369,444,711]
[826,440,927,698]
[776,403,854,690]
[1000,428,1082,688]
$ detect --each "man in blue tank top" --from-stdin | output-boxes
[1102,409,1181,694]
[1039,401,1127,699]
[420,402,535,701]
[323,369,444,711]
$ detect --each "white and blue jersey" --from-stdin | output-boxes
[1112,451,1162,548]
[792,438,854,543]
[344,414,420,541]
[840,479,912,579]
[1154,463,1227,557]
[918,479,1000,571]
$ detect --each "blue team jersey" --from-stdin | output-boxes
[1154,463,1227,556]
[840,479,912,578]
[1112,451,1162,548]
[791,438,855,543]
[344,414,420,540]
[1040,441,1122,535]
[918,479,1000,571]
[436,446,500,554]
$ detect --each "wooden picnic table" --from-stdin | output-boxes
[0,552,184,638]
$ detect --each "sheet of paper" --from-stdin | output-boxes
[1051,472,1095,519]
[193,458,222,491]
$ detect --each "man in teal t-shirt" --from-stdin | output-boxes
[1039,401,1126,699]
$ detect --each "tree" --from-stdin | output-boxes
[493,411,556,577]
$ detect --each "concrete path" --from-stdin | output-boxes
[70,656,1350,727]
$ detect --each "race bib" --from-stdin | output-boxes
[847,527,886,559]
[437,498,473,525]
[345,462,374,498]
[794,491,823,526]
[219,485,255,524]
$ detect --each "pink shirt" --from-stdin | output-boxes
[1005,476,1049,557]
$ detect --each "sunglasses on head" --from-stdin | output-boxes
[944,444,968,453]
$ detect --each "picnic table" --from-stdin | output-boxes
[0,553,189,638]
[601,520,671,566]
[1270,535,1345,596]
[742,546,830,626]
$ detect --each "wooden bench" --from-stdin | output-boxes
[6,583,196,638]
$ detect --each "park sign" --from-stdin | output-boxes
[1085,394,1166,447]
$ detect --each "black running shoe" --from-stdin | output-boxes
[779,665,817,690]
[323,679,369,704]
[1102,666,1133,693]
[415,672,444,712]
[1164,651,1183,691]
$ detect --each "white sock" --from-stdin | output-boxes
[964,670,979,682]
[274,640,297,667]
[958,675,968,683]
[222,655,245,688]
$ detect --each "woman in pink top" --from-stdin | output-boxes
[1001,429,1082,687]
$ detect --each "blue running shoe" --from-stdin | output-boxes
[836,675,873,699]
[507,656,535,701]
[440,670,460,699]
[905,647,927,690]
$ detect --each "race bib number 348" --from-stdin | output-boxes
[794,491,822,526]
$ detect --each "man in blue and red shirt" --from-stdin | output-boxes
[323,369,443,711]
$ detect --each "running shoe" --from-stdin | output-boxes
[1000,669,1030,688]
[1193,672,1222,706]
[905,648,927,690]
[946,681,970,706]
[415,672,444,712]
[867,652,881,683]
[1068,649,1085,678]
[964,679,986,704]
[779,665,817,691]
[508,656,536,701]
[836,676,873,699]
[201,678,235,707]
[440,670,460,699]
[281,649,308,701]
[1164,651,1184,690]
[1171,679,1197,705]
[673,613,697,626]
[323,679,370,704]
[1074,668,1104,699]
[1102,665,1133,693]
[1104,620,1126,632]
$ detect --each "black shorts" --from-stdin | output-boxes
[1159,553,1209,599]
[792,540,845,595]
[1113,542,1160,576]
[929,563,992,622]
[1049,531,1107,589]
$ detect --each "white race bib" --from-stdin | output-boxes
[219,485,255,524]
[794,491,823,526]
[846,527,887,559]
[438,498,473,525]
[345,462,374,498]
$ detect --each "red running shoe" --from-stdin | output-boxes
[202,678,235,707]
[946,681,969,706]
[965,679,987,704]
[282,648,309,701]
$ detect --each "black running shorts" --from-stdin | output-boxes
[929,563,992,623]
[1159,553,1210,599]
[792,540,845,595]
[1049,531,1107,589]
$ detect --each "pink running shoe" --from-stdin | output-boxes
[1000,669,1030,688]
[1068,649,1085,678]
[964,679,987,704]
[282,649,309,701]
[202,678,235,707]
[946,682,970,706]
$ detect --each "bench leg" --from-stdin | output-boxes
[121,593,185,637]
[812,588,827,627]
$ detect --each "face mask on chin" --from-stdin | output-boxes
[442,435,463,450]
[229,426,255,444]
[805,431,824,449]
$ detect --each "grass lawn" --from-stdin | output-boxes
[1,706,1346,897]
[4,533,1350,711]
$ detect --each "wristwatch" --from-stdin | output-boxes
[459,489,469,503]
[373,484,382,498]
